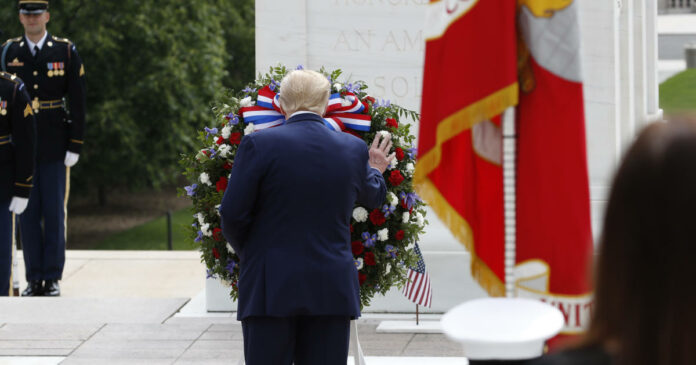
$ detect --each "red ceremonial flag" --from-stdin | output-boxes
[416,0,593,340]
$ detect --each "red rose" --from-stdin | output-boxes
[395,147,405,161]
[213,228,223,242]
[389,170,404,186]
[358,273,367,285]
[216,136,225,145]
[364,252,376,266]
[369,209,386,226]
[386,118,398,129]
[216,176,229,192]
[351,241,364,256]
[223,162,233,170]
[395,230,405,240]
[212,247,221,258]
[230,132,242,145]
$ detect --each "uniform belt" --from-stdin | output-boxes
[38,99,63,109]
[0,135,10,145]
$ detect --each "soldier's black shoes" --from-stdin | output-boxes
[43,280,61,297]
[21,280,44,296]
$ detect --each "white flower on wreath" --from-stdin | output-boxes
[377,228,389,241]
[240,96,255,108]
[388,158,398,170]
[199,172,212,186]
[378,130,391,140]
[402,211,410,224]
[221,125,232,139]
[333,82,342,91]
[387,192,398,207]
[405,163,415,176]
[215,204,221,216]
[355,257,364,270]
[226,243,235,254]
[201,223,212,237]
[415,212,425,228]
[218,144,232,158]
[244,123,255,136]
[385,263,392,275]
[406,242,416,250]
[352,207,368,222]
[196,213,206,226]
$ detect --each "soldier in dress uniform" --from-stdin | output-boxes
[0,70,36,297]
[1,0,86,296]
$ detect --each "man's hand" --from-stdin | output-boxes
[9,197,29,215]
[369,133,396,174]
[65,152,80,167]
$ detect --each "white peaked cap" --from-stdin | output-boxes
[441,298,564,360]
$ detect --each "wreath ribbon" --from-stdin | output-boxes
[240,85,372,133]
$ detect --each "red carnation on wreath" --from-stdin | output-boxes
[223,162,233,170]
[213,228,223,242]
[358,273,367,285]
[351,241,364,256]
[216,176,229,192]
[230,132,242,145]
[386,118,398,129]
[364,252,376,266]
[395,147,405,161]
[389,170,404,186]
[395,230,405,240]
[369,209,386,226]
[212,247,221,258]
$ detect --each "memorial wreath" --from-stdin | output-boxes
[180,65,428,307]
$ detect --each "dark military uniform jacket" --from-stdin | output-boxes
[0,72,35,202]
[1,33,85,162]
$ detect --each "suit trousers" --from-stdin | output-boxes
[20,161,68,281]
[0,203,12,296]
[241,315,351,365]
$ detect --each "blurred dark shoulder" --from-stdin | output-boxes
[529,345,613,365]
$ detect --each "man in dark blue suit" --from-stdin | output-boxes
[220,70,393,365]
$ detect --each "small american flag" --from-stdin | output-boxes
[402,243,432,307]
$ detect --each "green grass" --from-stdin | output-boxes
[92,207,197,250]
[660,69,696,114]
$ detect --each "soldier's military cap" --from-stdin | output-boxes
[18,0,49,14]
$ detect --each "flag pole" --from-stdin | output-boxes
[502,107,517,298]
[416,304,420,325]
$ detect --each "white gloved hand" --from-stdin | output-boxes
[9,197,29,215]
[65,151,80,167]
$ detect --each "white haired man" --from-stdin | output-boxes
[220,70,394,364]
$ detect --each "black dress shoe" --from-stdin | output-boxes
[43,280,61,296]
[21,280,44,296]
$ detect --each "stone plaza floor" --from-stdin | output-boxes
[0,251,467,364]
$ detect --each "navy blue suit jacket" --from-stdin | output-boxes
[220,113,386,320]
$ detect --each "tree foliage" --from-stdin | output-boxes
[0,0,255,204]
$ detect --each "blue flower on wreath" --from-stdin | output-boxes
[208,148,217,158]
[296,64,304,70]
[385,245,397,259]
[375,99,391,109]
[191,222,198,229]
[400,192,419,210]
[184,184,197,197]
[408,147,418,159]
[206,269,216,279]
[362,232,377,248]
[345,82,362,94]
[226,113,239,125]
[269,79,281,91]
[382,204,395,218]
[204,127,218,138]
[225,259,237,274]
[242,86,255,94]
[194,231,204,243]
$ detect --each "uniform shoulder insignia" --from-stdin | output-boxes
[51,35,73,45]
[2,37,22,47]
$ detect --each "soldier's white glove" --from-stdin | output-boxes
[9,197,29,215]
[65,151,80,167]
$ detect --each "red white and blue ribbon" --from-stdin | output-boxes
[240,85,372,133]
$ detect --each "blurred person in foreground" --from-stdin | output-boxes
[531,117,696,365]
[219,69,393,365]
